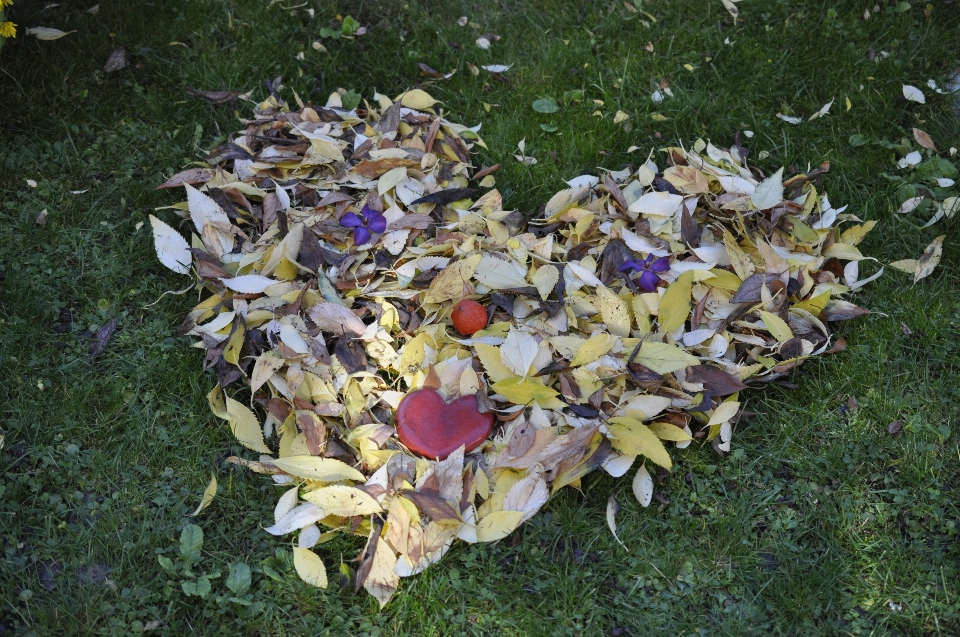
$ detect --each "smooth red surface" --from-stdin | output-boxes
[451,299,488,336]
[395,388,493,459]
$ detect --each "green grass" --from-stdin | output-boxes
[1,0,958,635]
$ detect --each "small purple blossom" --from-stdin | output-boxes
[340,204,387,246]
[619,254,670,292]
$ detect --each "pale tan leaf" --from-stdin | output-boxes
[190,473,218,516]
[915,235,945,283]
[293,547,328,588]
[632,464,653,507]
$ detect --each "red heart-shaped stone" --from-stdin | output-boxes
[395,388,494,460]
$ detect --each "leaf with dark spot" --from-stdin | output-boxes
[89,318,117,360]
[731,273,781,303]
[410,188,478,206]
[335,335,367,374]
[157,168,213,189]
[685,365,747,396]
[402,491,462,522]
[185,88,241,105]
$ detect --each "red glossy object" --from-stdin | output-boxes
[451,299,488,336]
[395,388,494,459]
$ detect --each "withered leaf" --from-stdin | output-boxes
[402,491,462,522]
[89,318,117,360]
[157,168,213,189]
[731,273,781,303]
[410,188,478,206]
[186,88,241,105]
[335,336,367,374]
[684,365,747,396]
[102,47,128,73]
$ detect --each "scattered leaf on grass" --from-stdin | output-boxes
[190,473,217,516]
[89,318,117,360]
[26,27,76,40]
[532,97,560,113]
[632,464,653,507]
[35,209,49,226]
[902,85,926,103]
[185,88,241,105]
[914,235,945,283]
[887,419,904,435]
[913,128,937,151]
[293,548,328,588]
[102,47,128,73]
[606,494,626,549]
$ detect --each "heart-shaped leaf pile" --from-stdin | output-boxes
[153,88,881,606]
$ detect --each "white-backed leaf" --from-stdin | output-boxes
[149,215,191,274]
[751,167,784,210]
[632,464,653,507]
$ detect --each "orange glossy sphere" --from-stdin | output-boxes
[451,299,488,336]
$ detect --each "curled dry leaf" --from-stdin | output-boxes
[157,88,882,606]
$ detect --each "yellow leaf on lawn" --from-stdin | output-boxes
[648,422,692,442]
[658,271,693,333]
[190,473,218,516]
[840,220,878,246]
[422,254,482,304]
[270,456,366,482]
[222,321,246,366]
[293,547,328,588]
[823,243,865,261]
[363,533,399,608]
[634,341,700,375]
[570,333,617,367]
[397,88,439,110]
[791,291,831,314]
[476,510,525,542]
[491,377,565,409]
[890,259,918,274]
[759,311,794,342]
[605,417,672,469]
[597,285,631,337]
[707,400,740,427]
[302,485,383,517]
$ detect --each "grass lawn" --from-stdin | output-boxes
[1,0,958,635]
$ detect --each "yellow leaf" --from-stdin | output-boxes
[705,268,742,291]
[597,285,631,337]
[491,377,564,409]
[707,400,740,426]
[823,243,865,261]
[658,271,693,333]
[475,342,516,383]
[889,259,918,274]
[634,341,700,374]
[531,264,559,301]
[222,321,245,366]
[190,473,218,516]
[476,510,525,542]
[362,532,399,608]
[758,311,794,342]
[663,166,709,194]
[840,220,877,245]
[723,230,755,281]
[422,254,482,305]
[397,89,438,110]
[651,113,668,121]
[792,291,831,314]
[605,417,672,469]
[570,333,617,367]
[648,422,692,442]
[293,547,328,588]
[270,456,366,482]
[845,96,852,111]
[302,485,383,517]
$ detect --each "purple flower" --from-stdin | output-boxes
[340,204,387,246]
[619,254,670,292]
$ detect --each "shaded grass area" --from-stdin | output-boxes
[1,0,958,635]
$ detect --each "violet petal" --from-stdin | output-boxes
[340,212,362,228]
[353,226,372,245]
[638,270,659,292]
[619,260,642,273]
[649,257,671,272]
[368,213,387,234]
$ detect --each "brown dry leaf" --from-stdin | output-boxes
[185,88,241,105]
[912,128,937,151]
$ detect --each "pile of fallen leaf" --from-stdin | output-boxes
[150,88,882,606]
